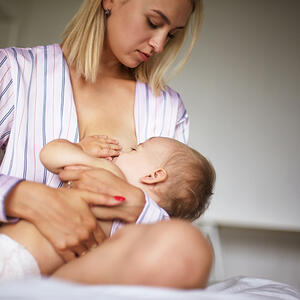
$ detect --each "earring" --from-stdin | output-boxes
[104,8,111,17]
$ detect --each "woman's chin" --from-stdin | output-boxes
[123,61,142,69]
[119,56,143,69]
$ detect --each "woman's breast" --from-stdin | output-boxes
[72,77,138,151]
[79,113,137,152]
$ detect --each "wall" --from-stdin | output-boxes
[0,0,299,288]
[219,226,300,287]
[171,0,300,231]
[0,0,81,47]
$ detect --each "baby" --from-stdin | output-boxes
[41,136,215,222]
[0,136,215,280]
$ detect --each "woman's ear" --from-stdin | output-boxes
[140,168,168,185]
[102,0,113,10]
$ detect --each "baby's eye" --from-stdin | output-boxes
[131,147,137,151]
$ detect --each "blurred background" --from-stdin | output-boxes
[0,0,299,287]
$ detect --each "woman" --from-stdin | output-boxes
[0,0,212,288]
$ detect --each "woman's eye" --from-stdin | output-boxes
[168,33,175,39]
[131,147,137,151]
[147,18,158,29]
[147,18,175,40]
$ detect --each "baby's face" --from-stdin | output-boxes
[114,137,172,186]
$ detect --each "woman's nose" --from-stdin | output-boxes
[149,33,167,54]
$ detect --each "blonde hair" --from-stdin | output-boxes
[156,142,216,221]
[61,0,203,96]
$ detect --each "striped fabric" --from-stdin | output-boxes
[0,44,189,227]
[110,192,169,236]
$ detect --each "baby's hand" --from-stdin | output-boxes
[79,135,122,159]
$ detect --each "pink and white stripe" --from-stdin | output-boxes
[0,44,189,226]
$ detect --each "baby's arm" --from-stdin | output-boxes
[40,139,126,180]
[40,139,127,241]
[0,140,126,276]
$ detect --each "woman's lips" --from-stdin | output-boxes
[137,50,150,62]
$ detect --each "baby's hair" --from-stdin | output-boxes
[156,142,216,221]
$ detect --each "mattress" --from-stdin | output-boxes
[0,276,299,300]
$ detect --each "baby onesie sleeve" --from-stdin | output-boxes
[110,192,170,236]
[0,49,22,223]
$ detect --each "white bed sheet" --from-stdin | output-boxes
[0,276,299,300]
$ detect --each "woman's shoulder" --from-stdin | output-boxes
[0,44,62,63]
[139,81,184,104]
[164,85,184,103]
[137,82,187,123]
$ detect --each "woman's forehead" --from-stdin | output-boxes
[133,0,193,26]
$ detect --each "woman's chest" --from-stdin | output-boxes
[73,81,137,151]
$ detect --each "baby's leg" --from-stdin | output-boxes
[0,218,112,277]
[53,220,213,289]
[0,220,63,275]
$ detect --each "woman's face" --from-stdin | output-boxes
[103,0,193,68]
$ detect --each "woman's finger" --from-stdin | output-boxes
[63,165,92,171]
[58,169,83,182]
[59,169,121,196]
[81,190,126,206]
[60,168,145,206]
[58,250,76,263]
[72,245,88,257]
[91,206,138,223]
[83,233,98,250]
[92,222,107,245]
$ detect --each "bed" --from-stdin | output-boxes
[0,276,299,300]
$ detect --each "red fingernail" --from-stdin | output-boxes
[114,196,126,202]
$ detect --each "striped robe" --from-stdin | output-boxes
[0,44,189,229]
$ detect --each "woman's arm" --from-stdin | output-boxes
[0,49,23,223]
[58,167,145,224]
[4,180,127,262]
[1,189,139,275]
[0,49,108,263]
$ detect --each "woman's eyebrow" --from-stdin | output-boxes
[151,9,185,29]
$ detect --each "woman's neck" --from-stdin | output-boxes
[99,46,134,81]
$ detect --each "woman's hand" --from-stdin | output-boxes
[5,181,124,262]
[79,135,122,160]
[59,167,146,223]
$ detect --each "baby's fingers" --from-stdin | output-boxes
[97,147,121,158]
[91,135,120,146]
[99,143,122,153]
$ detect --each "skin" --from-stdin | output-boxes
[0,136,207,278]
[102,0,193,69]
[3,0,213,289]
[40,136,173,190]
[53,220,213,289]
[114,137,172,187]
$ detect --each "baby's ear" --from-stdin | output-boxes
[140,168,168,185]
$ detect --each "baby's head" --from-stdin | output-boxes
[114,137,215,221]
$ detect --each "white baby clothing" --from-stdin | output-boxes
[0,234,40,281]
